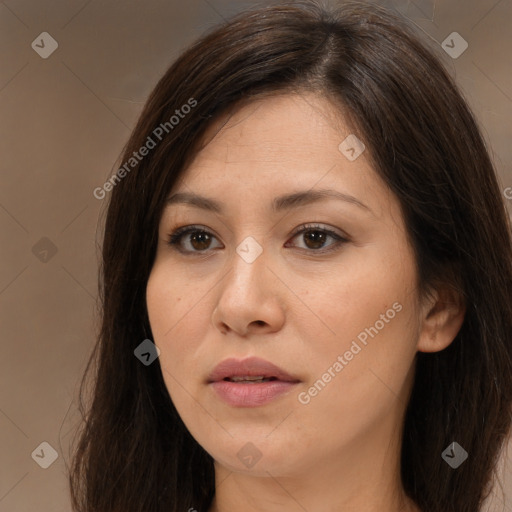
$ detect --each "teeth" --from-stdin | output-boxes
[229,376,274,382]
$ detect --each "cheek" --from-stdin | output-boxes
[302,258,413,352]
[146,266,212,391]
[146,269,187,374]
[146,263,203,339]
[295,249,419,407]
[293,309,418,451]
[146,269,175,340]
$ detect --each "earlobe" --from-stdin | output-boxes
[416,286,466,353]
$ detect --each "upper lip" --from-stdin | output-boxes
[207,357,300,383]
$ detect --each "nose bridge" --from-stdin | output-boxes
[225,236,267,296]
[212,234,285,335]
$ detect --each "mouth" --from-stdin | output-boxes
[207,356,300,384]
[223,376,278,383]
[207,357,301,407]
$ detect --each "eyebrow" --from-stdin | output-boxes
[166,189,372,214]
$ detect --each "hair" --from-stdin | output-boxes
[69,1,512,511]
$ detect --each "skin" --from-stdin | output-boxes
[146,93,465,512]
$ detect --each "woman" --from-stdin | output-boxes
[70,2,512,511]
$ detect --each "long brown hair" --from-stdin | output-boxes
[70,2,512,511]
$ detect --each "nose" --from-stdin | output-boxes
[211,245,286,337]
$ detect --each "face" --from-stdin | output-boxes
[146,93,424,480]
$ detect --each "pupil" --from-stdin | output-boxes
[191,232,210,250]
[305,230,325,249]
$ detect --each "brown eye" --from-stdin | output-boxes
[189,231,212,251]
[302,229,328,249]
[168,226,223,253]
[286,224,348,253]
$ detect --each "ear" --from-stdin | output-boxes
[416,284,466,353]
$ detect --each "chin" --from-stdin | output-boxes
[214,452,301,477]
[205,435,310,477]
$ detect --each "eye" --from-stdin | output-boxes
[167,223,349,255]
[167,225,223,254]
[285,223,348,253]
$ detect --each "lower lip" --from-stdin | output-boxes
[210,380,299,407]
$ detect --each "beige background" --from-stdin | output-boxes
[0,0,511,510]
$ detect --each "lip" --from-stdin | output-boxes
[207,357,301,408]
[208,356,299,383]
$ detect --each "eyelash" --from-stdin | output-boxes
[166,223,349,255]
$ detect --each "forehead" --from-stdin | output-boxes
[193,93,353,165]
[166,92,395,223]
[178,94,370,186]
